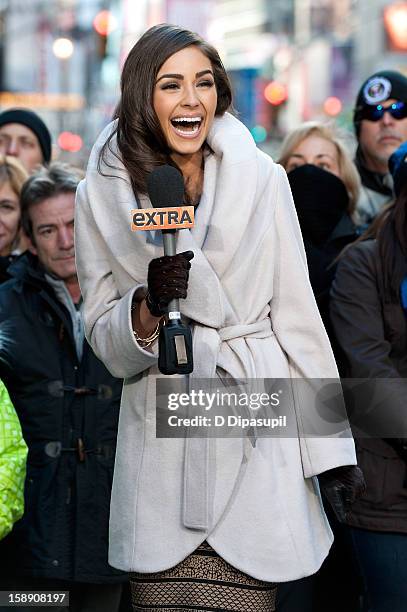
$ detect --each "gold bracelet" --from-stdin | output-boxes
[133,321,161,347]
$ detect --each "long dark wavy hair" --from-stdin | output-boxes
[98,24,233,197]
[344,183,407,303]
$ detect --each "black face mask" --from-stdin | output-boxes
[287,164,350,246]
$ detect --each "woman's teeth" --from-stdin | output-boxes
[171,117,202,133]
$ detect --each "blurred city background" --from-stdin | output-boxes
[0,0,406,165]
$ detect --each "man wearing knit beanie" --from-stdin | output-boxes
[0,108,52,173]
[353,70,407,225]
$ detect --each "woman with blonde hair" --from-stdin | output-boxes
[278,121,361,333]
[0,156,29,282]
[279,122,360,215]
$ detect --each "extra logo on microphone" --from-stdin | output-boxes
[131,206,195,231]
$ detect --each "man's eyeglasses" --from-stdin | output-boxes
[358,101,407,122]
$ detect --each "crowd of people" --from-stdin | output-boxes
[0,23,406,612]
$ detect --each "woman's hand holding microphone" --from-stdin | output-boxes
[132,251,194,348]
[146,250,194,316]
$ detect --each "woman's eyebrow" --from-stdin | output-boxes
[315,153,335,160]
[156,73,183,82]
[156,69,214,83]
[289,153,335,160]
[196,69,214,78]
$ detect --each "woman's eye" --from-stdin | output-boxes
[197,80,214,88]
[161,82,179,90]
[0,202,16,212]
[318,163,330,171]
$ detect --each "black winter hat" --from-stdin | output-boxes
[353,70,407,135]
[0,108,52,163]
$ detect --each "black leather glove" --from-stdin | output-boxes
[146,251,194,317]
[318,465,366,524]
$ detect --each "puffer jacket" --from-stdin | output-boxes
[0,381,27,540]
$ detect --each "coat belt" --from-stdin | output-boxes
[183,318,273,531]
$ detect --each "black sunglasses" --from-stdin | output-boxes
[358,101,407,122]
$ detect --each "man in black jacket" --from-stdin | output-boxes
[0,164,129,612]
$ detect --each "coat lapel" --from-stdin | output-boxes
[201,114,259,278]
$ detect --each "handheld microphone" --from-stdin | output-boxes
[146,165,194,375]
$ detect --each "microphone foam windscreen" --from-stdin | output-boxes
[147,165,185,209]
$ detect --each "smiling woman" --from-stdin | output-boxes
[75,23,362,612]
[99,24,232,207]
[153,47,217,150]
[153,46,218,204]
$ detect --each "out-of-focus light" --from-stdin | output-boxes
[52,38,74,60]
[323,96,342,116]
[251,125,267,143]
[273,47,292,72]
[264,81,287,106]
[58,132,83,152]
[0,92,84,111]
[384,3,407,51]
[93,10,117,36]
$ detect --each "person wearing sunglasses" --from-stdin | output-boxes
[353,70,407,226]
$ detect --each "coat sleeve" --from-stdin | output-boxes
[75,177,158,379]
[270,164,356,476]
[330,241,407,437]
[0,381,27,541]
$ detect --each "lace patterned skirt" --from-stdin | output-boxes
[130,541,277,612]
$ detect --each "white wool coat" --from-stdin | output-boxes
[74,113,356,582]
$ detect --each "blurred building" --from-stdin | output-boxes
[0,0,116,165]
[285,0,406,134]
[279,0,357,133]
[210,0,407,148]
[355,0,407,79]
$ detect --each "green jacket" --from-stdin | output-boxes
[0,380,27,540]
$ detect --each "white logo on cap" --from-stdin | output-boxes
[363,76,392,105]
